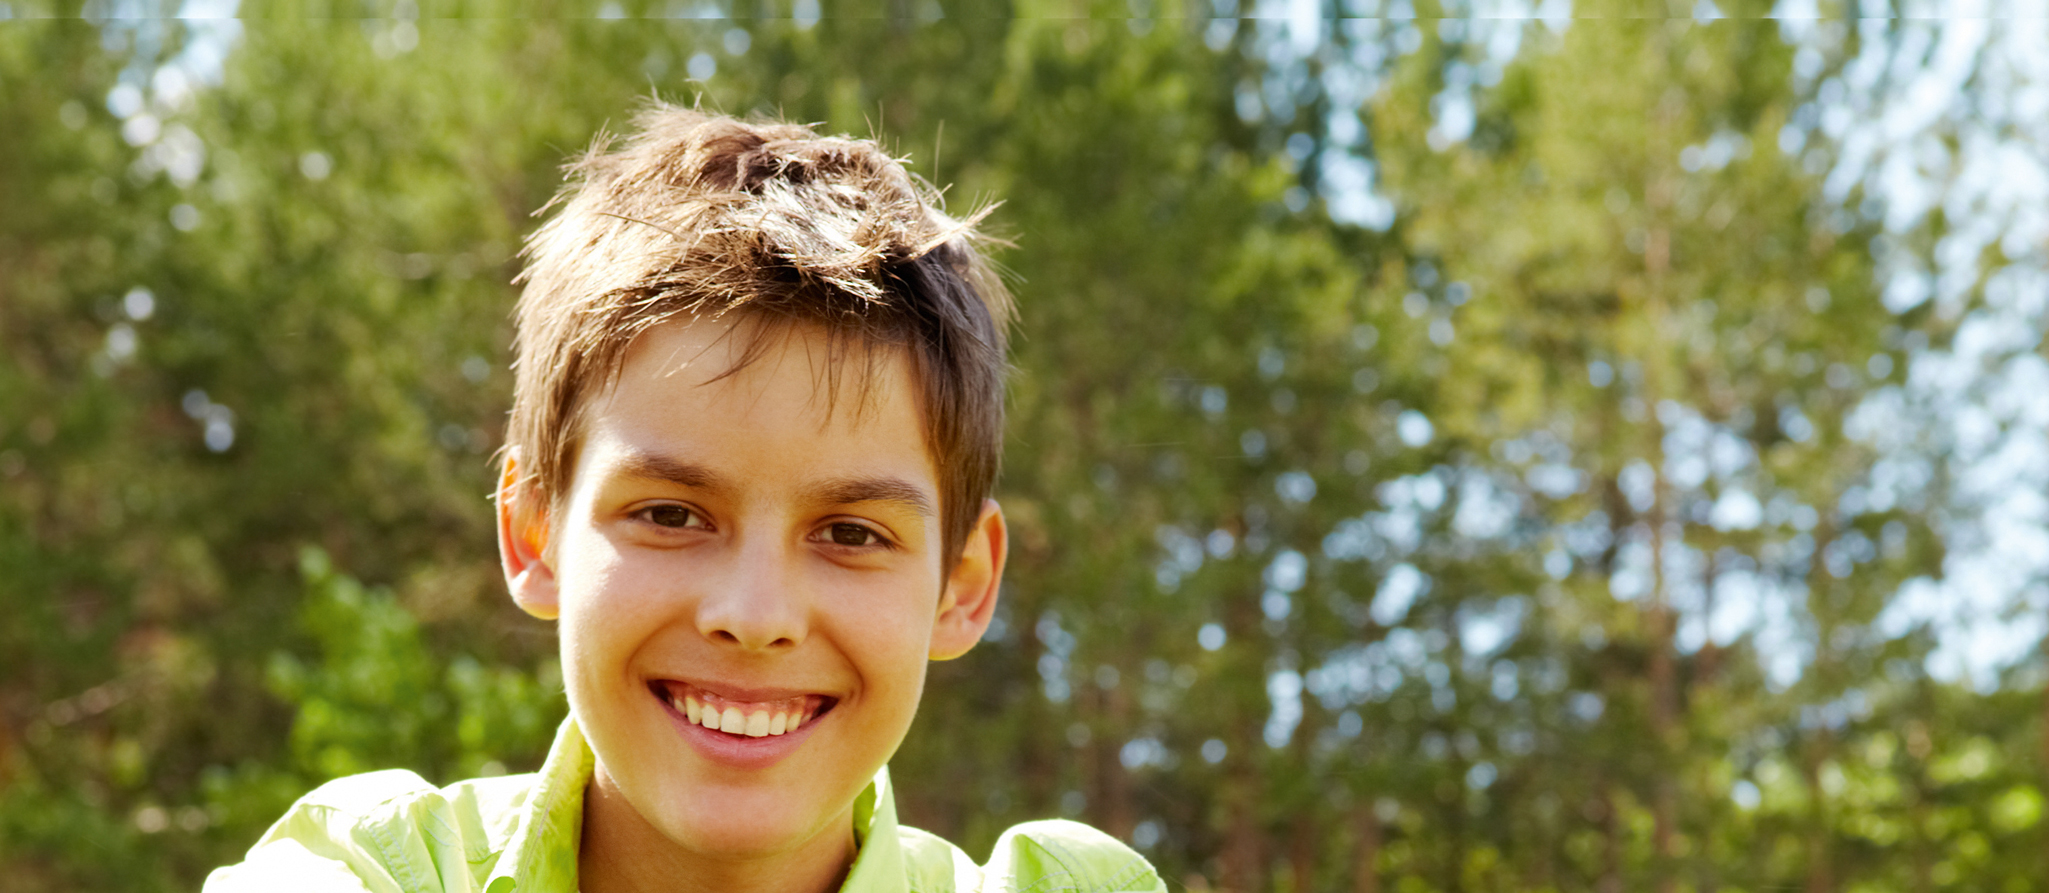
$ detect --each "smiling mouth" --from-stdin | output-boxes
[650,681,837,739]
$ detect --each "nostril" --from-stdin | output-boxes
[700,601,805,649]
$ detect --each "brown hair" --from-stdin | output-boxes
[508,104,1012,562]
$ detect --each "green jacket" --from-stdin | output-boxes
[204,718,1165,893]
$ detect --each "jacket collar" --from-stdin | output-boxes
[487,717,904,893]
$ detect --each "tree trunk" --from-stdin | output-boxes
[1218,551,1266,893]
[1911,788,1932,893]
[1098,683,1136,841]
[1597,784,1623,893]
[1802,733,1833,893]
[1638,26,1683,892]
[1647,595,1678,893]
[1698,553,1721,684]
[1352,803,1381,893]
[1289,809,1316,893]
[1907,718,1934,893]
[1220,765,1264,893]
[1286,694,1319,893]
[1021,633,1059,817]
[1446,773,1468,893]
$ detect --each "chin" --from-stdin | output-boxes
[654,787,848,860]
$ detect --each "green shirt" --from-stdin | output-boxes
[205,718,1165,893]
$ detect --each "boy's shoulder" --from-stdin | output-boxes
[210,770,1163,893]
[208,720,1165,893]
[203,768,547,893]
[288,767,539,827]
[901,819,1166,893]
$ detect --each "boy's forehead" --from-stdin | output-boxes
[615,313,917,415]
[580,314,940,480]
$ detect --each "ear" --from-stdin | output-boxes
[496,453,561,621]
[930,499,1008,661]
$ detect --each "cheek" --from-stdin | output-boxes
[556,515,629,599]
[829,582,939,681]
[555,531,640,670]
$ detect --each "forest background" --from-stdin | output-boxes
[5,1,2049,890]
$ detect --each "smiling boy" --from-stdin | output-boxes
[205,108,1165,893]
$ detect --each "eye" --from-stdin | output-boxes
[640,504,707,530]
[826,522,881,547]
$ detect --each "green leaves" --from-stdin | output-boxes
[265,548,559,784]
[4,8,2044,891]
[270,548,449,781]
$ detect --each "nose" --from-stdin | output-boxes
[694,533,808,651]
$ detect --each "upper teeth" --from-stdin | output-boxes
[676,692,811,738]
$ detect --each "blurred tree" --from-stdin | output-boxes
[1364,4,1940,889]
[1,1,2043,891]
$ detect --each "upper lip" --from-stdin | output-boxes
[650,677,837,703]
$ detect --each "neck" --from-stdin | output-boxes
[577,764,857,893]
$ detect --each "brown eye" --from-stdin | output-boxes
[646,505,697,528]
[829,523,876,547]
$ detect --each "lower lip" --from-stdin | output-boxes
[656,692,827,770]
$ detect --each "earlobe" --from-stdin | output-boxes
[931,499,1008,661]
[496,456,561,621]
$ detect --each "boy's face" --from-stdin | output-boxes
[497,315,1005,863]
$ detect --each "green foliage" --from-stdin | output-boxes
[263,547,560,784]
[3,3,2045,891]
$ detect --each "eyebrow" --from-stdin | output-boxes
[808,477,936,519]
[613,452,933,519]
[616,452,731,495]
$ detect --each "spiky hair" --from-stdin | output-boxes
[508,105,1012,561]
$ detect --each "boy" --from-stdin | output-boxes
[205,107,1165,893]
